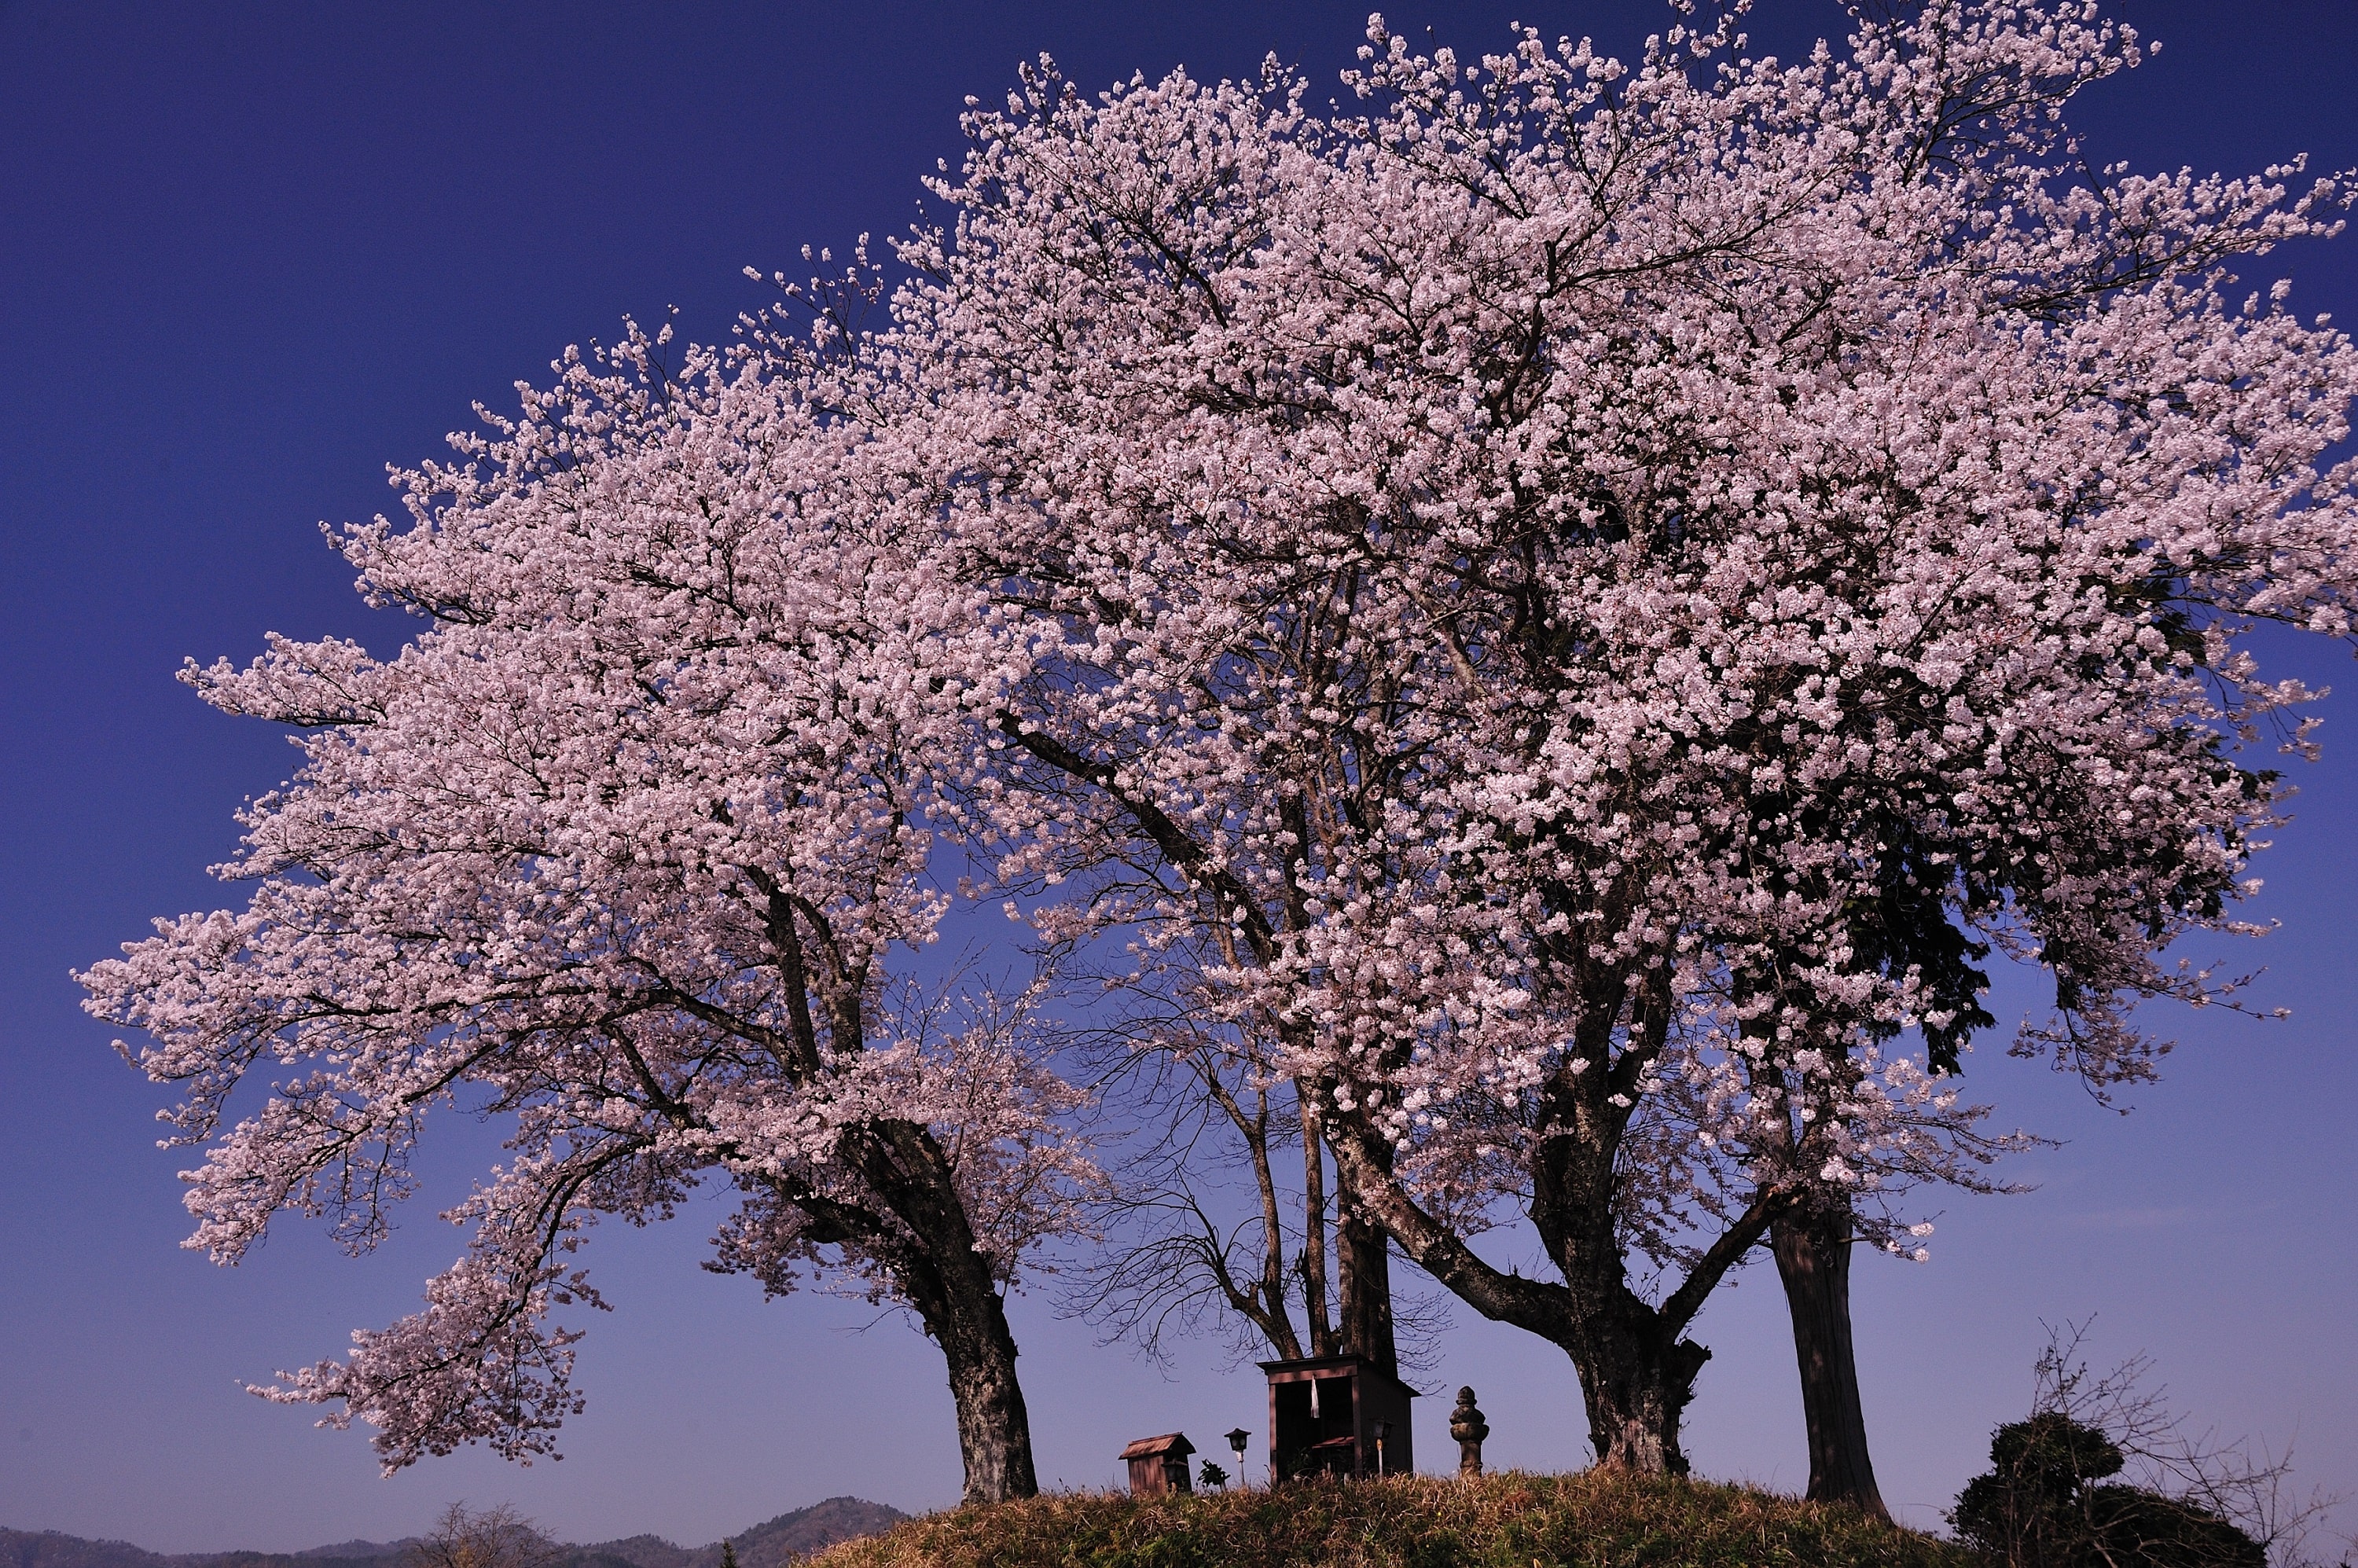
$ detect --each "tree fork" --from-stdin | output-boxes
[1565,1296,1712,1474]
[1317,1095,1739,1475]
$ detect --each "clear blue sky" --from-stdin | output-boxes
[2,0,2352,1553]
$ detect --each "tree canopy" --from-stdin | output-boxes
[86,0,2358,1487]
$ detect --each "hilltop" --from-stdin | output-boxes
[806,1472,1971,1568]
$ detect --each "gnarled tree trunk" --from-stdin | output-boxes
[1771,1197,1888,1519]
[1320,1073,1772,1478]
[1563,1287,1713,1473]
[932,1285,1040,1507]
[1536,1106,1716,1475]
[860,1122,1041,1506]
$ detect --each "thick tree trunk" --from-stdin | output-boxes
[1771,1199,1888,1521]
[858,1122,1041,1506]
[935,1284,1041,1507]
[1526,1025,1717,1476]
[1320,1085,1765,1478]
[762,911,1040,1504]
[1564,1288,1711,1474]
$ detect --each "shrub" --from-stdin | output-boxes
[1952,1414,2264,1568]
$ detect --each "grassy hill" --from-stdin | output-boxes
[806,1472,1974,1568]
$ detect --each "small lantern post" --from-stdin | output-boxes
[1225,1426,1251,1487]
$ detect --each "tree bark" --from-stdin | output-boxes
[857,1122,1041,1506]
[1771,1197,1889,1521]
[1335,1196,1398,1375]
[1319,1086,1772,1477]
[933,1283,1041,1507]
[754,890,1043,1507]
[1566,1298,1713,1474]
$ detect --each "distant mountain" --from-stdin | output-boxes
[704,1499,906,1568]
[565,1538,682,1568]
[1,1529,179,1568]
[0,1499,905,1568]
[0,1531,418,1568]
[565,1497,905,1568]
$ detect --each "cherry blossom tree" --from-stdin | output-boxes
[869,0,2358,1478]
[79,325,1095,1505]
[86,0,2358,1504]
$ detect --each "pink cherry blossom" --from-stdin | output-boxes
[83,324,1096,1504]
[867,0,2355,1472]
[88,0,2358,1492]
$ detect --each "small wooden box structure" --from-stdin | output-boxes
[1119,1431,1196,1496]
[1259,1353,1416,1482]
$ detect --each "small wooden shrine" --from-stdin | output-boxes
[1118,1431,1196,1496]
[1258,1353,1416,1482]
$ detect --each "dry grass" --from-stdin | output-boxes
[806,1470,1975,1568]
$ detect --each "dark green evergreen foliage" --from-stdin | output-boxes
[2080,1488,2269,1568]
[1196,1462,1228,1491]
[1952,1414,2264,1568]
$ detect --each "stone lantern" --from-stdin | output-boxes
[1449,1386,1489,1477]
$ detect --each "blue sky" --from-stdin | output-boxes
[3,0,2353,1553]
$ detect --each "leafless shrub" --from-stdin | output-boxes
[406,1503,562,1568]
[2026,1319,2348,1568]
